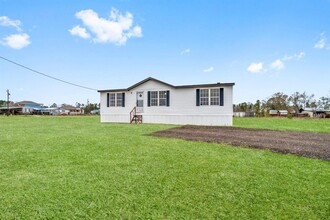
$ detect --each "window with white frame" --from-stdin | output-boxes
[200,89,209,106]
[199,88,220,106]
[210,88,220,105]
[159,91,167,106]
[107,93,124,107]
[148,90,169,107]
[116,93,122,107]
[150,91,158,106]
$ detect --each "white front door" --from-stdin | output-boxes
[136,91,144,113]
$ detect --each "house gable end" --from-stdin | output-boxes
[127,77,174,91]
[98,77,174,93]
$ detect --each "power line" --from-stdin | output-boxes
[0,55,98,91]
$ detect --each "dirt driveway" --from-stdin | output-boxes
[151,126,330,161]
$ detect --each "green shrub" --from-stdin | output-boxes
[287,114,293,119]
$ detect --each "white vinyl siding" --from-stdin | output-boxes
[100,79,234,126]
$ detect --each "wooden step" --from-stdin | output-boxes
[131,115,143,124]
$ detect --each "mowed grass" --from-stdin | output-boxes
[234,117,330,133]
[0,116,329,219]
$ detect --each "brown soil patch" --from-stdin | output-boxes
[151,126,330,161]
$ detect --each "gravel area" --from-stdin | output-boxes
[151,125,330,160]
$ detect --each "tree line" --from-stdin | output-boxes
[234,91,330,116]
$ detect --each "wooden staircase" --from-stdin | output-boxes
[130,107,143,124]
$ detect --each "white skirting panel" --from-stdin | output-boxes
[101,114,130,123]
[143,114,232,126]
[101,114,233,126]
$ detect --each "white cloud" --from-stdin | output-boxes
[180,48,190,55]
[314,33,326,49]
[0,16,31,49]
[282,55,293,61]
[315,39,326,49]
[1,33,30,49]
[203,66,214,72]
[296,51,305,59]
[71,8,142,45]
[69,25,90,39]
[247,62,263,73]
[283,51,305,61]
[270,59,284,70]
[0,16,22,31]
[127,26,142,38]
[249,51,305,74]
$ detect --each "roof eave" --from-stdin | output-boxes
[127,77,174,90]
[175,83,235,88]
[98,78,235,93]
[97,88,127,93]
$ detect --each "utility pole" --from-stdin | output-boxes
[6,89,10,116]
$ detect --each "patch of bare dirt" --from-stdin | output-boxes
[151,126,330,161]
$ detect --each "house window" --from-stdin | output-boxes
[200,89,209,106]
[108,93,124,107]
[109,93,116,107]
[159,91,167,106]
[198,88,221,106]
[148,90,170,107]
[150,91,158,106]
[210,89,220,105]
[116,93,122,107]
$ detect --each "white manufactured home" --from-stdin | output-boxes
[98,77,235,126]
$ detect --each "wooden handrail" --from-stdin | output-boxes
[130,106,136,123]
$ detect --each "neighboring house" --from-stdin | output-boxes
[61,104,84,115]
[45,107,66,115]
[98,77,235,126]
[300,107,329,118]
[16,101,44,114]
[234,112,246,117]
[233,111,255,117]
[0,106,22,115]
[0,101,45,115]
[269,109,288,116]
[278,110,288,116]
[269,110,279,116]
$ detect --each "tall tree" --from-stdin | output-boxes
[84,103,99,114]
[50,103,57,108]
[319,91,330,109]
[288,92,302,112]
[300,92,315,109]
[254,100,261,116]
[0,100,6,107]
[265,92,289,110]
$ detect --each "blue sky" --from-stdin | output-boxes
[1,0,329,106]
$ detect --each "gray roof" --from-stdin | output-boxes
[16,101,42,105]
[98,77,235,93]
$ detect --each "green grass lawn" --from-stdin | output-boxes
[0,116,329,219]
[234,117,330,133]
